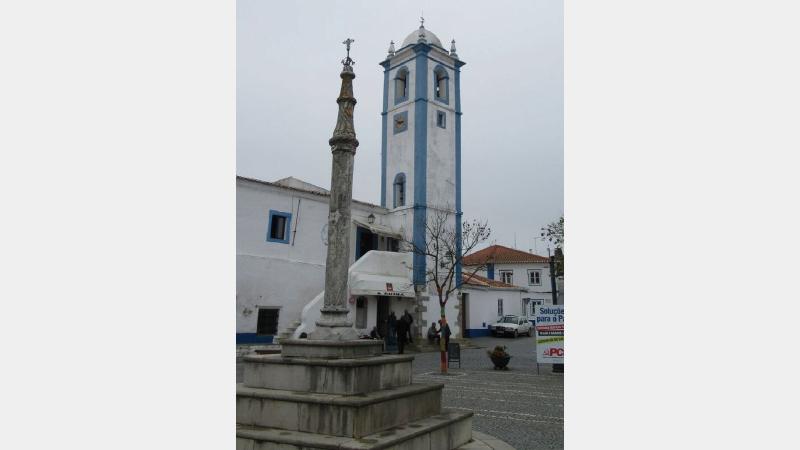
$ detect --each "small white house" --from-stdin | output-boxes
[462,245,560,321]
[459,273,528,337]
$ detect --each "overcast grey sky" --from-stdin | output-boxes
[237,0,563,255]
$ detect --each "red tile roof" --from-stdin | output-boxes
[463,273,523,289]
[463,245,549,265]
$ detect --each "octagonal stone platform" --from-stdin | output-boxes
[243,353,413,395]
[279,338,384,359]
[236,339,473,449]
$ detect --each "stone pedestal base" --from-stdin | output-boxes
[237,382,443,437]
[236,338,473,449]
[243,353,413,395]
[280,339,383,359]
[236,410,473,450]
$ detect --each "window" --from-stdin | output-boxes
[530,299,545,316]
[497,299,504,316]
[433,66,449,103]
[528,270,542,286]
[436,110,446,129]
[393,173,406,207]
[500,270,513,284]
[267,210,292,244]
[394,67,409,104]
[256,307,280,335]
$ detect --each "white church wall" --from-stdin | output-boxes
[385,104,415,210]
[237,178,393,343]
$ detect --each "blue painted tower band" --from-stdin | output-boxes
[412,44,430,286]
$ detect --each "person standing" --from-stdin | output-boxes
[403,310,414,344]
[387,311,397,346]
[440,319,452,355]
[396,313,408,354]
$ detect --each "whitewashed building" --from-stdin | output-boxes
[459,273,528,337]
[460,245,559,336]
[237,23,467,344]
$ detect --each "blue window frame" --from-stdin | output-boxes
[267,210,292,244]
[433,65,449,104]
[392,111,408,134]
[394,66,409,104]
[436,110,446,129]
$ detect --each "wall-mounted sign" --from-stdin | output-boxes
[386,283,394,292]
[378,291,403,297]
[534,305,564,363]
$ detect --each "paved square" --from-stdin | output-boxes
[236,335,563,450]
[411,336,563,450]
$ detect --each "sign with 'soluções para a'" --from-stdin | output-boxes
[535,305,564,363]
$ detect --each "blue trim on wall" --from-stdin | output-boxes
[354,225,362,262]
[236,333,275,344]
[392,111,408,134]
[381,62,389,207]
[266,210,292,244]
[487,263,495,280]
[465,328,491,338]
[455,63,463,287]
[393,172,406,208]
[412,45,429,285]
[433,65,449,105]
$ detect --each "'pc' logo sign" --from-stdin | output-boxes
[544,348,564,357]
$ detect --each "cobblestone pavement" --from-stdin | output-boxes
[412,336,563,450]
[235,335,563,450]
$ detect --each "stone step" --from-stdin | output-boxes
[280,338,384,359]
[236,409,473,450]
[236,382,444,438]
[243,353,413,395]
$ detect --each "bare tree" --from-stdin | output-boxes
[404,207,491,373]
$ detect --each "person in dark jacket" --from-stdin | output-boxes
[370,326,381,340]
[439,319,452,353]
[403,310,414,343]
[396,314,408,354]
[387,311,398,346]
[427,322,440,345]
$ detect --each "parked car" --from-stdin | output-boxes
[488,315,533,338]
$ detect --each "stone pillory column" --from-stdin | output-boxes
[237,34,475,449]
[309,38,360,341]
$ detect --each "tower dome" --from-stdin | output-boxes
[400,26,444,49]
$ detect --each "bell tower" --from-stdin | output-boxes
[379,20,465,286]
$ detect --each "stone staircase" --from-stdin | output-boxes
[274,320,301,344]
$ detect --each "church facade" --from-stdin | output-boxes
[237,23,466,344]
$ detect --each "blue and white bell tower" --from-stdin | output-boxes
[379,20,464,286]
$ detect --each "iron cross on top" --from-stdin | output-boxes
[341,38,355,66]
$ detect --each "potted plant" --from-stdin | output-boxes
[487,345,511,370]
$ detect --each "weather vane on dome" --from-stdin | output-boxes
[420,13,425,28]
[341,38,355,67]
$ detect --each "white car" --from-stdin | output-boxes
[489,315,533,338]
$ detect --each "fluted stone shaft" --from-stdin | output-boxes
[310,62,360,340]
